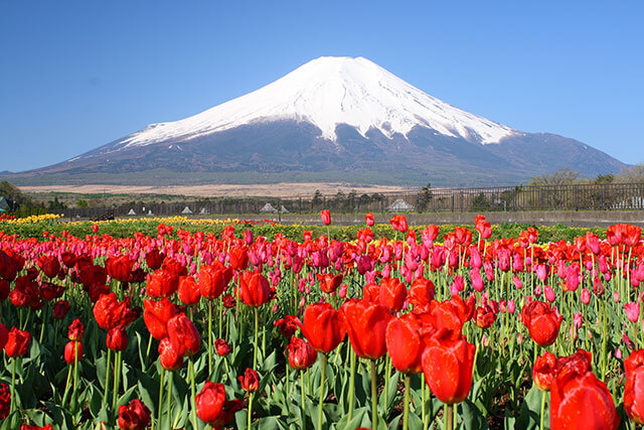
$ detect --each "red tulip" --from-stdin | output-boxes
[550,350,618,429]
[321,210,331,225]
[473,305,496,329]
[145,249,165,271]
[533,351,557,391]
[625,349,644,424]
[20,424,53,430]
[0,324,7,351]
[167,313,201,357]
[143,298,181,340]
[521,300,563,347]
[274,315,299,338]
[158,337,183,371]
[64,341,82,364]
[195,381,244,426]
[421,334,475,405]
[379,277,407,313]
[106,327,128,351]
[317,273,343,294]
[215,339,231,356]
[106,255,133,283]
[146,269,179,298]
[239,368,260,392]
[61,252,76,268]
[0,382,9,419]
[118,399,152,430]
[5,327,31,357]
[386,313,424,374]
[342,299,392,360]
[38,255,60,279]
[390,215,408,233]
[93,293,137,331]
[238,270,272,307]
[53,300,71,320]
[229,246,249,271]
[416,294,474,338]
[198,264,233,300]
[67,318,85,341]
[286,337,318,370]
[79,264,107,288]
[296,303,344,353]
[178,276,201,306]
[366,212,374,226]
[408,276,435,309]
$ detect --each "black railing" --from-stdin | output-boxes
[60,182,644,218]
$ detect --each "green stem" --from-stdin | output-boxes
[145,332,153,369]
[190,359,198,430]
[444,403,454,430]
[384,356,391,409]
[103,348,111,407]
[248,392,254,430]
[254,307,259,370]
[219,298,223,340]
[348,349,356,421]
[166,370,172,430]
[301,371,306,426]
[112,350,122,411]
[39,306,47,344]
[208,300,213,378]
[158,368,165,429]
[540,390,546,430]
[10,358,16,414]
[403,374,411,430]
[421,373,426,430]
[72,344,79,412]
[318,354,327,430]
[371,360,378,430]
[61,364,72,409]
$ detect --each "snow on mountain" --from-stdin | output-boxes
[119,56,516,149]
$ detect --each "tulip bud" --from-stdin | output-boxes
[64,341,83,364]
[238,368,260,393]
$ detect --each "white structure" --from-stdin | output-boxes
[280,205,290,213]
[387,199,415,212]
[199,207,208,214]
[260,203,278,213]
[127,209,136,216]
[181,206,193,214]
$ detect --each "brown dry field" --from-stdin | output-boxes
[20,183,414,198]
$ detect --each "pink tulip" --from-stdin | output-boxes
[624,302,640,322]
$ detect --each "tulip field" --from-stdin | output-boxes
[0,212,643,429]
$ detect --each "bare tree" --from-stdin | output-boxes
[617,163,644,183]
[528,168,580,186]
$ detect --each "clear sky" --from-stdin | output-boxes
[1,0,642,172]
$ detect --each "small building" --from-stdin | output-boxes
[260,203,278,213]
[279,205,290,213]
[181,206,193,214]
[127,209,136,216]
[387,198,415,212]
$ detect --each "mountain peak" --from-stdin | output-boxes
[119,56,516,149]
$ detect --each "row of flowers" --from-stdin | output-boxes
[0,212,642,428]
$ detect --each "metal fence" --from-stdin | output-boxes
[61,182,644,218]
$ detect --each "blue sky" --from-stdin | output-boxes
[1,1,642,172]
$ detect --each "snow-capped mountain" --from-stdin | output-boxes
[9,56,625,186]
[118,56,515,149]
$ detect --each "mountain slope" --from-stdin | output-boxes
[6,56,625,186]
